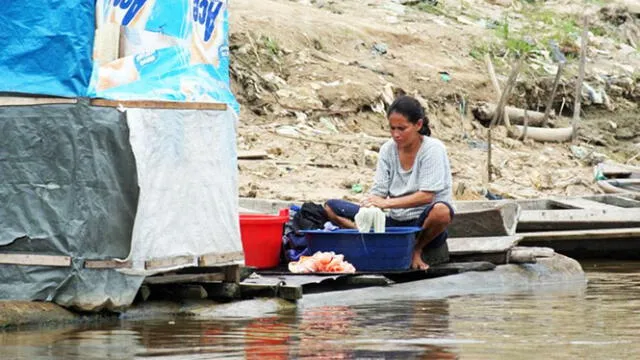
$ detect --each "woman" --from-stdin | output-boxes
[325,95,454,270]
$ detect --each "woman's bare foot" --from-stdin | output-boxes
[411,250,429,270]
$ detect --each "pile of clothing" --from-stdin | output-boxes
[282,202,328,262]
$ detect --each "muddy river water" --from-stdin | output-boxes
[1,261,639,359]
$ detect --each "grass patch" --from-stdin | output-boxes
[262,36,280,56]
[414,2,445,16]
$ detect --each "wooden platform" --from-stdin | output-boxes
[246,261,498,300]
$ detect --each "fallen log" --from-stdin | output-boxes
[511,125,573,142]
[472,102,554,127]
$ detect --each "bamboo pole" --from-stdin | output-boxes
[487,57,525,182]
[485,54,512,129]
[541,62,564,127]
[572,17,589,141]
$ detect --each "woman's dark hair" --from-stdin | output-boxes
[386,95,431,136]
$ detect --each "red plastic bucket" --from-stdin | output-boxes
[239,209,289,269]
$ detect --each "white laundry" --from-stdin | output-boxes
[354,207,386,233]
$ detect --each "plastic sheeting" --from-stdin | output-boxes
[0,101,143,311]
[0,1,94,97]
[124,108,242,272]
[90,0,238,112]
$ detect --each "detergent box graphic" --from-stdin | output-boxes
[90,0,237,111]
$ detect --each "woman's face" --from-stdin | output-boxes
[388,112,422,147]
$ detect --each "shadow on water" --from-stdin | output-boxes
[1,260,639,359]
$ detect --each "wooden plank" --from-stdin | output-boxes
[273,160,343,169]
[145,255,197,270]
[143,272,226,285]
[198,251,244,267]
[84,259,132,269]
[0,97,77,106]
[239,282,302,301]
[518,209,640,231]
[519,227,640,242]
[237,150,270,160]
[548,198,622,210]
[90,99,228,110]
[585,195,640,208]
[0,253,71,267]
[447,235,522,255]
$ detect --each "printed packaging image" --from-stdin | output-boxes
[91,0,237,111]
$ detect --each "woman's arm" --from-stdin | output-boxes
[364,191,434,209]
[369,143,392,197]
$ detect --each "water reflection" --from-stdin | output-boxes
[1,261,639,359]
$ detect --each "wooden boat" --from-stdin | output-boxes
[517,195,640,233]
[597,178,640,195]
[449,200,520,237]
[515,194,640,259]
[596,161,640,179]
[516,194,640,232]
[595,161,640,195]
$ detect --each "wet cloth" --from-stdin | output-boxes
[354,207,386,233]
[325,199,455,250]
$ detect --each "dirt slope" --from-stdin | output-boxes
[228,0,640,202]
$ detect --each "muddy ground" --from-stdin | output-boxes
[228,0,640,202]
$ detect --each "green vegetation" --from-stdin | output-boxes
[262,36,280,56]
[414,2,445,16]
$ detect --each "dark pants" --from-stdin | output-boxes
[325,199,455,265]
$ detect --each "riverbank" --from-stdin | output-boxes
[0,253,585,329]
[231,0,640,202]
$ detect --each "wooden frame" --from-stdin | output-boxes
[0,254,71,267]
[84,259,132,269]
[198,251,244,267]
[145,255,198,270]
[0,96,77,106]
[90,99,227,110]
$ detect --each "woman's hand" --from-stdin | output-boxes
[360,195,388,209]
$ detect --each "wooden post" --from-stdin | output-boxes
[487,57,525,182]
[541,62,565,127]
[484,54,512,129]
[572,17,589,142]
[224,265,241,283]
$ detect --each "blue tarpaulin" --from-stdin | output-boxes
[0,0,94,97]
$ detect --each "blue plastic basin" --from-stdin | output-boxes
[301,227,422,272]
